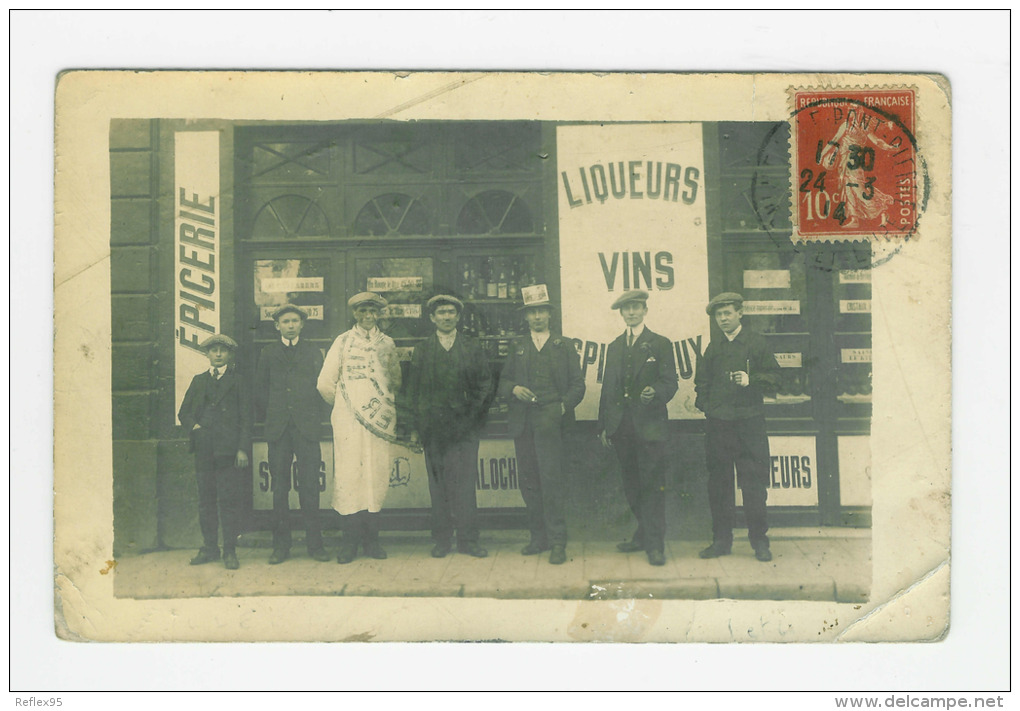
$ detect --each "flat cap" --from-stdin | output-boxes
[347,291,388,309]
[705,292,744,315]
[200,334,238,351]
[610,290,649,310]
[426,294,464,314]
[271,303,308,321]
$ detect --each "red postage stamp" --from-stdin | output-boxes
[791,88,920,241]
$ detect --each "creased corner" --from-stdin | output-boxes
[835,559,950,642]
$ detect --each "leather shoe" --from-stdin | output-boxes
[754,545,773,562]
[189,549,219,566]
[458,542,488,558]
[647,550,666,566]
[363,542,387,560]
[549,545,567,565]
[698,542,731,559]
[308,548,331,562]
[616,540,644,553]
[336,544,357,564]
[223,552,239,570]
[268,549,289,565]
[431,542,452,558]
[521,541,550,556]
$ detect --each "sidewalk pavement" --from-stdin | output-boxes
[114,527,870,603]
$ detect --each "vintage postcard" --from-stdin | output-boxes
[53,71,951,643]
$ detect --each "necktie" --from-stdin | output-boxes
[213,367,220,379]
[287,339,294,347]
[627,330,634,347]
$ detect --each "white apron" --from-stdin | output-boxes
[317,326,402,515]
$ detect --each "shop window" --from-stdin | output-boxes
[251,141,332,182]
[456,190,533,235]
[353,193,431,236]
[353,126,433,175]
[252,258,331,343]
[453,123,542,174]
[718,122,790,172]
[251,194,330,239]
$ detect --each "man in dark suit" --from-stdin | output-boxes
[499,284,585,565]
[178,334,252,570]
[597,290,679,566]
[255,304,329,564]
[400,294,493,559]
[695,292,781,562]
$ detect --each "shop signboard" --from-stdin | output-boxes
[736,436,819,507]
[558,123,709,420]
[252,439,523,510]
[173,131,221,417]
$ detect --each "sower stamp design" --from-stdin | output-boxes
[791,88,921,241]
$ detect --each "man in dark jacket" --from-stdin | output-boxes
[178,334,252,570]
[255,304,328,564]
[498,285,585,565]
[598,290,679,566]
[401,294,493,559]
[695,292,781,562]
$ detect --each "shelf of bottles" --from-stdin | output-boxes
[731,251,812,408]
[454,254,540,426]
[456,255,539,358]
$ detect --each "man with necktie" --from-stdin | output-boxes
[597,290,678,566]
[178,334,251,570]
[255,304,328,565]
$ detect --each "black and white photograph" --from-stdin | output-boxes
[14,7,1011,701]
[53,70,952,644]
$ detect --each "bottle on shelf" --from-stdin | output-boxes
[475,258,486,299]
[476,306,488,337]
[508,260,519,301]
[462,262,474,299]
[497,259,509,300]
[486,258,498,298]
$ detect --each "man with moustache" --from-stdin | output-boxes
[499,285,585,566]
[401,294,493,559]
[598,290,678,567]
[695,292,781,562]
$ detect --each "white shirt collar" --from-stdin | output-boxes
[628,323,646,341]
[531,330,550,350]
[355,325,378,339]
[724,324,742,342]
[209,365,228,378]
[281,335,300,346]
[438,329,457,351]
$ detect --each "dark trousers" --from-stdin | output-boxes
[705,416,770,548]
[516,403,567,546]
[424,436,481,545]
[194,444,242,554]
[339,510,380,547]
[611,413,667,553]
[269,424,323,552]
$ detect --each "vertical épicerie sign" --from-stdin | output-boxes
[558,124,709,419]
[174,131,220,418]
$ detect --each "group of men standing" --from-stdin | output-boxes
[179,282,779,571]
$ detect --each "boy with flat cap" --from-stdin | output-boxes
[597,290,678,566]
[256,304,328,564]
[178,334,251,570]
[695,292,781,562]
[400,294,492,559]
[499,284,585,565]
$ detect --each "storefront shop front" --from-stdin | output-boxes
[110,118,871,554]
